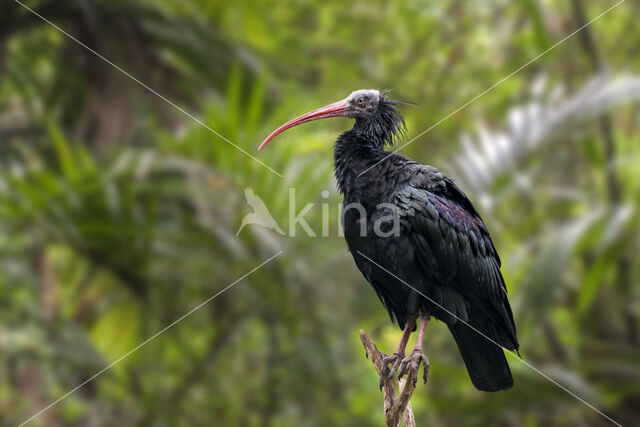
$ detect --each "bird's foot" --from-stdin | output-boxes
[398,349,429,386]
[380,352,404,389]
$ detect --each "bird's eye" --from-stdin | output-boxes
[357,97,364,105]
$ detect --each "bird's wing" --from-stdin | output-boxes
[395,166,517,349]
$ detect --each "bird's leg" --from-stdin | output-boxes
[380,317,416,387]
[399,314,430,386]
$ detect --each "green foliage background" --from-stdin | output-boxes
[1,0,639,426]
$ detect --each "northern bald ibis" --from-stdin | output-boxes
[259,89,518,391]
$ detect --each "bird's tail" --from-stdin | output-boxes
[448,312,513,392]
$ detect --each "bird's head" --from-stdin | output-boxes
[258,89,406,150]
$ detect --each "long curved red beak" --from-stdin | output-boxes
[258,99,349,150]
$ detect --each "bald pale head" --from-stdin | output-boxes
[345,89,383,119]
[257,88,403,150]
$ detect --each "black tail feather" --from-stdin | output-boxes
[448,313,513,392]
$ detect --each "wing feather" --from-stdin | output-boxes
[395,169,518,350]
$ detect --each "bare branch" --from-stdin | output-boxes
[359,330,417,427]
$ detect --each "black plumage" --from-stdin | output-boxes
[261,89,519,392]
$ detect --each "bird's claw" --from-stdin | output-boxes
[398,349,429,386]
[380,352,403,389]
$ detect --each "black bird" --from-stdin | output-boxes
[259,89,519,391]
